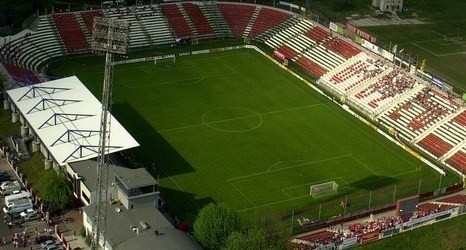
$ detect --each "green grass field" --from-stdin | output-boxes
[48,49,458,225]
[364,22,466,92]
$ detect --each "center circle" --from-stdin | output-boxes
[201,107,263,132]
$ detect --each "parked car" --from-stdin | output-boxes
[41,239,56,249]
[0,176,11,183]
[46,244,63,250]
[20,208,38,221]
[35,236,55,244]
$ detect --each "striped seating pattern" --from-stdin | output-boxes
[305,26,329,42]
[80,10,103,34]
[446,151,466,173]
[182,3,213,35]
[380,86,458,142]
[52,13,89,52]
[418,133,453,157]
[324,37,361,59]
[2,63,40,84]
[250,7,292,37]
[161,4,192,38]
[218,4,255,37]
[296,56,327,77]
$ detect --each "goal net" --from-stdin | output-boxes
[154,55,176,67]
[310,181,338,198]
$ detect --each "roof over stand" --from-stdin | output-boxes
[6,76,139,166]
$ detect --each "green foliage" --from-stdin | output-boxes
[193,203,240,249]
[39,169,72,214]
[223,227,286,250]
[224,231,247,250]
[0,0,57,32]
[246,227,268,249]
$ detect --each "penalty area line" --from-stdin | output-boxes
[228,154,351,182]
[228,181,256,207]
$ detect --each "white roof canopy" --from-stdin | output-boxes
[7,76,139,166]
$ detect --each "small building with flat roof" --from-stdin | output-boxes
[82,203,201,250]
[66,159,159,209]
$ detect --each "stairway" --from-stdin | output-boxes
[178,3,198,36]
[198,2,232,37]
[135,12,154,46]
[243,6,261,38]
[47,16,67,55]
[74,13,92,46]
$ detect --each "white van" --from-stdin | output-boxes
[3,197,33,214]
[5,190,31,204]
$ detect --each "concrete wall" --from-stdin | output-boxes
[117,189,158,210]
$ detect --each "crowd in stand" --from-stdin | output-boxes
[358,69,418,100]
[410,203,454,219]
[359,59,385,81]
[107,5,159,18]
[294,199,462,250]
[0,43,21,64]
[347,216,403,235]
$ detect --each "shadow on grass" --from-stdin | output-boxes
[109,102,216,223]
[349,175,397,191]
[112,102,195,177]
[159,186,215,224]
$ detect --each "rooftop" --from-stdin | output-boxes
[82,203,200,249]
[6,76,139,166]
[114,167,156,189]
[68,159,156,193]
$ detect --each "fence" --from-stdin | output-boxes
[290,174,462,234]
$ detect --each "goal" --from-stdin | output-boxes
[154,55,176,67]
[310,181,339,198]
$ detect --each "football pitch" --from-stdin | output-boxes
[50,48,458,223]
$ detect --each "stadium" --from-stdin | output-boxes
[1,0,466,249]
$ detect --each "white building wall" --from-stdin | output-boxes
[378,0,403,12]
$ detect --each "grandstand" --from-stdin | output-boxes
[294,193,466,249]
[0,1,464,177]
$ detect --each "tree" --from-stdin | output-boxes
[39,169,72,214]
[224,231,247,250]
[224,227,285,250]
[193,203,240,249]
[246,227,268,249]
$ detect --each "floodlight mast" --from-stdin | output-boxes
[91,17,128,250]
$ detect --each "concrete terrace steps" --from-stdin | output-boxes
[73,13,92,45]
[198,2,232,37]
[178,3,198,36]
[243,6,261,37]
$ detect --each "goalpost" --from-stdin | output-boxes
[310,181,339,198]
[154,55,176,67]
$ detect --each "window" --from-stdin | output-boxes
[82,191,90,204]
[128,185,155,197]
